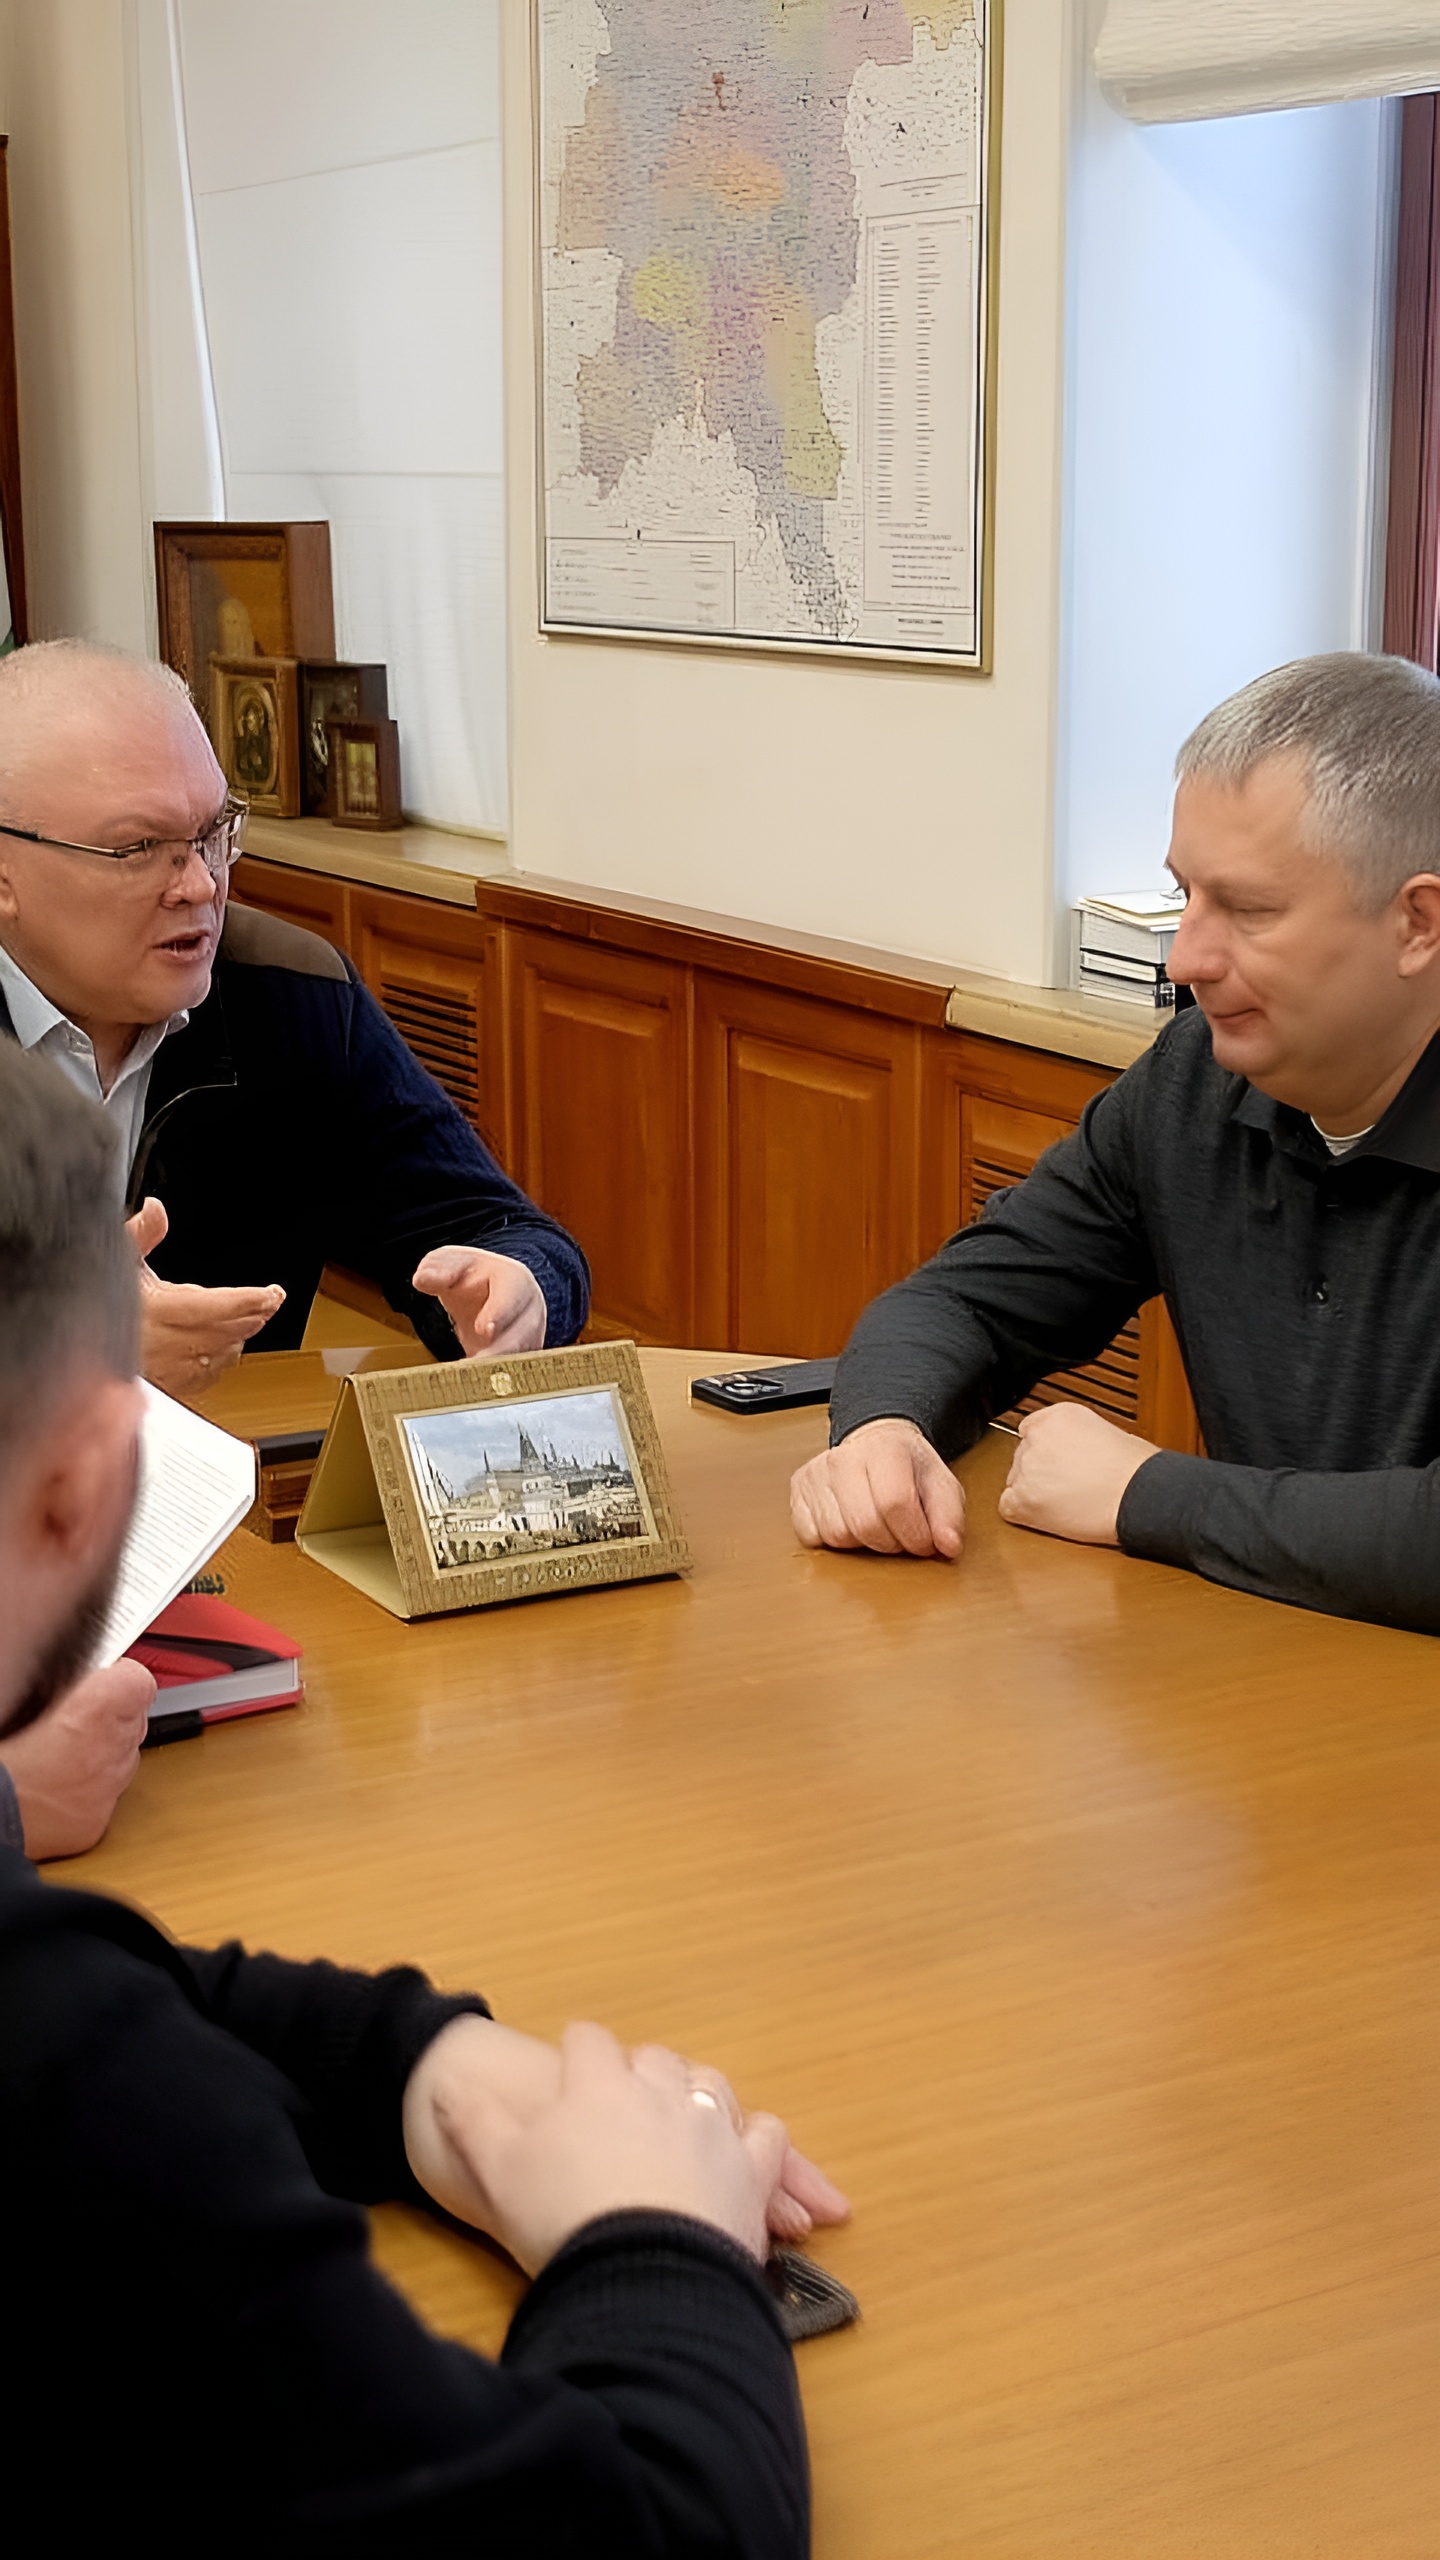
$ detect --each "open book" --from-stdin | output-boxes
[93,1385,258,1669]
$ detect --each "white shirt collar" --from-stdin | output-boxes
[0,941,189,1090]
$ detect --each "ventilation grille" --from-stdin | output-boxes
[968,1157,1142,1429]
[379,978,480,1124]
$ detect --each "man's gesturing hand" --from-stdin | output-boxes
[126,1197,284,1397]
[1,1660,155,1860]
[790,1418,965,1560]
[997,1401,1158,1546]
[404,2017,849,2272]
[412,1247,547,1357]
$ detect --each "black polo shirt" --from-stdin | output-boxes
[830,1006,1440,1632]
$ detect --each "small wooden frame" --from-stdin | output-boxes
[297,1339,692,1620]
[211,655,302,816]
[298,661,389,813]
[328,713,403,830]
[154,522,334,732]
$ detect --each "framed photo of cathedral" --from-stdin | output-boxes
[297,1340,691,1620]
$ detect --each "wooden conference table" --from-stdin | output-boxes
[63,1348,1439,2557]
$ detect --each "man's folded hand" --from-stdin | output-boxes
[404,2014,849,2268]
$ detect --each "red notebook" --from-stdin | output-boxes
[128,1594,303,1731]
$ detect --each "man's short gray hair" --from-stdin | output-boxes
[1176,652,1440,913]
[0,1045,137,1458]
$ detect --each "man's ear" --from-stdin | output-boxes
[1396,874,1440,977]
[0,855,21,925]
[17,1374,141,1585]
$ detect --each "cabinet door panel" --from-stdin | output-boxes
[231,857,349,951]
[511,934,691,1345]
[350,891,496,1149]
[695,978,920,1357]
[921,1031,1200,1448]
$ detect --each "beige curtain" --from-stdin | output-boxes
[1095,0,1440,124]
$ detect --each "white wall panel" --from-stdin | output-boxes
[176,0,499,189]
[177,0,506,833]
[195,143,502,478]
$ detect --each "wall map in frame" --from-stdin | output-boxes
[296,1339,692,1620]
[535,1,999,669]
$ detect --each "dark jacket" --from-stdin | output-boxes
[832,1006,1440,1634]
[0,903,589,1359]
[0,1845,808,2556]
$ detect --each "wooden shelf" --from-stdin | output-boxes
[241,811,511,910]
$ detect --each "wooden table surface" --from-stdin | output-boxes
[64,1349,1439,2557]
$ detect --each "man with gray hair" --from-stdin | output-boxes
[0,640,589,1398]
[792,652,1440,1635]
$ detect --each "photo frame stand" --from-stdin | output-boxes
[296,1341,691,1621]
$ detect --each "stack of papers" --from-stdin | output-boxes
[93,1386,257,1668]
[1074,891,1184,1008]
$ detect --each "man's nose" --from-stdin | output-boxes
[1166,903,1223,987]
[162,843,219,904]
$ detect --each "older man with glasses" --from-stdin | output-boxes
[0,641,587,1398]
[0,640,588,1856]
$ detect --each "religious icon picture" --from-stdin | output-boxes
[328,712,403,830]
[296,1340,691,1621]
[297,661,389,813]
[210,655,302,816]
[154,522,334,735]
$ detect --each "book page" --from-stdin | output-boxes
[93,1385,256,1667]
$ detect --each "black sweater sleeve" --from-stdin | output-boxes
[1118,1448,1440,1633]
[829,1058,1160,1457]
[176,1938,492,2201]
[0,1892,807,2558]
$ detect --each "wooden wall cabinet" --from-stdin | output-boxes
[694,976,922,1357]
[231,858,1201,1453]
[506,929,693,1346]
[350,890,496,1152]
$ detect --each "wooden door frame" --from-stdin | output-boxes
[1384,95,1440,668]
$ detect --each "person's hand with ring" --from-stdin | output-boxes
[125,1195,285,1396]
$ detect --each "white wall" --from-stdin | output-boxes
[502,0,1078,986]
[176,0,508,835]
[1056,32,1395,941]
[0,0,151,649]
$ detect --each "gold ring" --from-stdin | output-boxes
[198,1353,211,1369]
[691,2088,721,2111]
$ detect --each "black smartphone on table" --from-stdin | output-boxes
[690,1358,838,1414]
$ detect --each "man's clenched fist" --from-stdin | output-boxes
[997,1401,1158,1545]
[790,1417,965,1559]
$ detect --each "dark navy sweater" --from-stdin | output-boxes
[0,901,589,1358]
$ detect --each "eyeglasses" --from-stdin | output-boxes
[0,793,248,882]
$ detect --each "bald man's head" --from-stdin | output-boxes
[0,641,203,826]
[0,641,230,1058]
